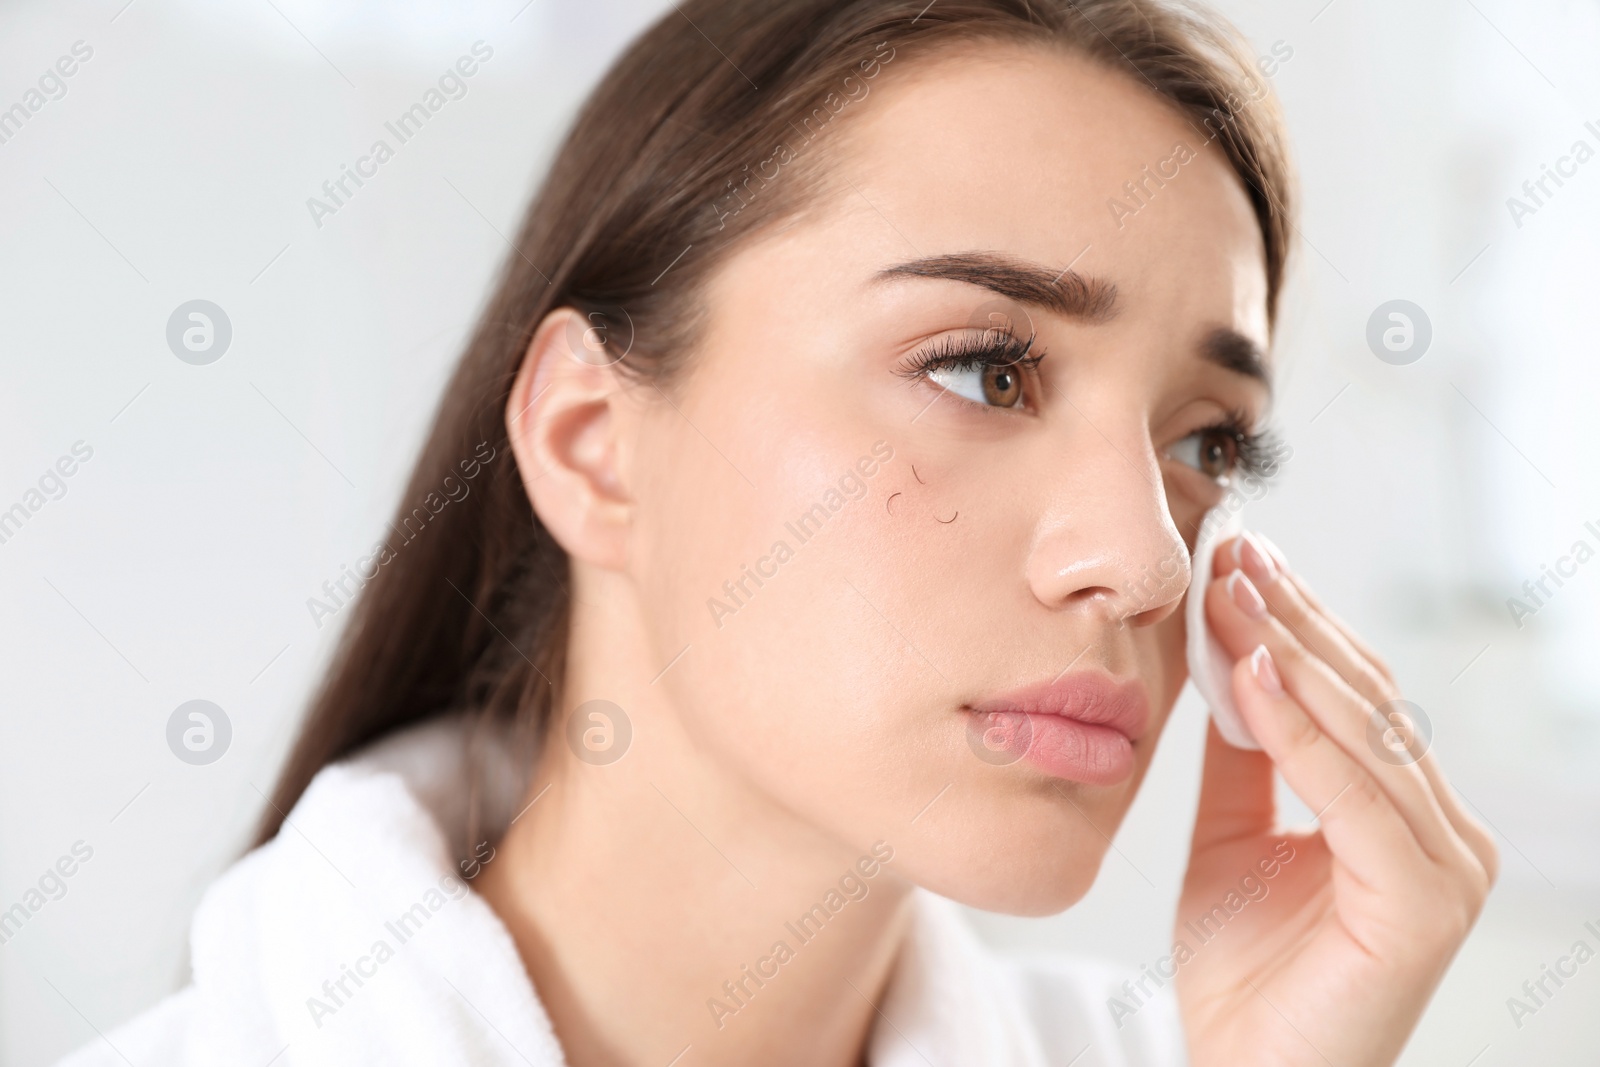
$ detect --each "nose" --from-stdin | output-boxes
[1024,432,1190,628]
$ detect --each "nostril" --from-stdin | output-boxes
[1058,585,1128,625]
[1126,599,1182,629]
[1117,554,1190,625]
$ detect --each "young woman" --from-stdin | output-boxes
[63,1,1496,1064]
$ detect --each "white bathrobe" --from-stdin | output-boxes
[57,715,1186,1066]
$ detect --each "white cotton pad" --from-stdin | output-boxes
[1186,505,1261,750]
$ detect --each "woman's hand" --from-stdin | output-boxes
[1173,532,1497,1067]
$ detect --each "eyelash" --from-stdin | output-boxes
[897,326,1046,403]
[1193,412,1285,484]
[896,329,1282,484]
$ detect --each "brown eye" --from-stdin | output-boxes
[913,327,1045,411]
[982,362,1024,407]
[1169,427,1240,482]
[926,355,1034,409]
[1197,429,1238,479]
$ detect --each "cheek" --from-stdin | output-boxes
[1146,604,1189,727]
[1166,483,1211,555]
[627,374,925,801]
[622,349,1187,904]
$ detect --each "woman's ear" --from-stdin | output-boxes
[505,308,632,570]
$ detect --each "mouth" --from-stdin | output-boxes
[963,671,1150,786]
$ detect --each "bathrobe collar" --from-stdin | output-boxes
[175,715,1051,1066]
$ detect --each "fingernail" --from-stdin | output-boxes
[1239,531,1279,586]
[1228,570,1268,619]
[1250,644,1282,694]
[1257,533,1292,575]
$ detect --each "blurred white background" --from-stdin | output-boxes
[1,0,1596,1063]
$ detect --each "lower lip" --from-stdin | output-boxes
[972,710,1136,785]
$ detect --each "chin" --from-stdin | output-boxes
[894,805,1117,916]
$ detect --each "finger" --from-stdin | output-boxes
[1254,532,1396,686]
[1190,717,1277,853]
[1206,570,1475,872]
[1364,702,1501,885]
[1215,533,1392,709]
[1232,644,1427,889]
[1229,534,1498,883]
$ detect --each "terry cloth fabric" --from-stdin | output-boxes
[58,715,1187,1066]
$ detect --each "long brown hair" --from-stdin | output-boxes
[256,0,1294,845]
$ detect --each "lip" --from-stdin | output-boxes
[964,672,1150,786]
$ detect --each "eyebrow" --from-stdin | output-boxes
[875,252,1118,322]
[876,250,1270,387]
[1200,326,1271,386]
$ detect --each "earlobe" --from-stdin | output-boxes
[504,308,633,570]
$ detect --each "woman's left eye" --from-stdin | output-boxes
[927,361,1026,408]
[1167,428,1240,482]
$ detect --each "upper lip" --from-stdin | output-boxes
[966,671,1150,741]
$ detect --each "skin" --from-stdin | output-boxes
[476,40,1496,1067]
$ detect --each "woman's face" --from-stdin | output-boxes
[619,41,1271,914]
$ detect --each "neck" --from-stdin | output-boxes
[477,578,915,1067]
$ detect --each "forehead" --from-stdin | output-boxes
[824,39,1270,347]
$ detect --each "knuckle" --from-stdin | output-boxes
[1273,632,1316,673]
[1357,661,1398,704]
[1448,843,1494,905]
[1344,773,1385,815]
[1459,815,1501,887]
[1273,588,1313,632]
[1279,701,1324,755]
[1478,834,1502,888]
[1409,875,1475,945]
[1424,848,1496,942]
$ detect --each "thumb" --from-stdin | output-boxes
[1190,695,1276,854]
